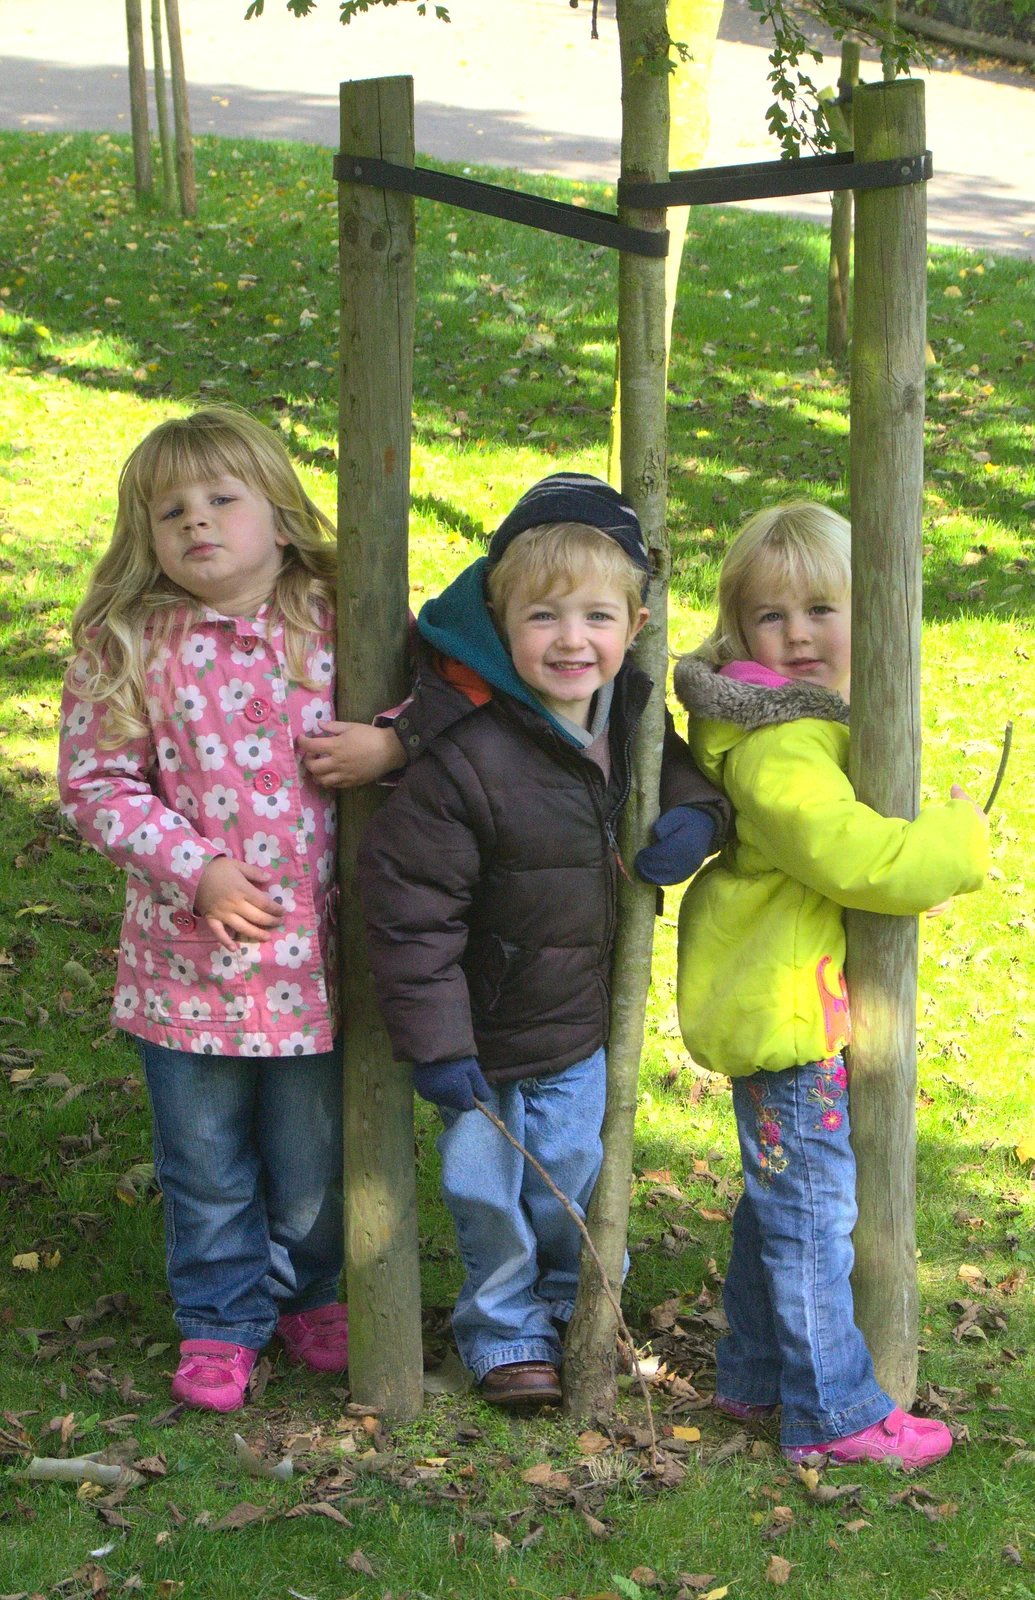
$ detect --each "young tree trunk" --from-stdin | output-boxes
[163,0,197,218]
[151,0,178,211]
[607,0,724,483]
[336,75,424,1423]
[823,39,859,360]
[124,0,153,203]
[563,0,671,1423]
[846,79,927,1409]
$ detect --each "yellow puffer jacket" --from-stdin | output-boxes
[673,657,988,1078]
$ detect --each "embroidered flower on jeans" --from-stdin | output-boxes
[821,1108,844,1130]
[759,1119,782,1147]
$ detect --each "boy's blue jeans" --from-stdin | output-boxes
[437,1047,607,1383]
[138,1040,344,1350]
[720,1056,894,1446]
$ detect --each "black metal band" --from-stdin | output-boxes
[334,153,670,258]
[617,149,933,209]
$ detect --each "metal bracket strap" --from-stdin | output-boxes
[617,149,933,209]
[334,153,670,258]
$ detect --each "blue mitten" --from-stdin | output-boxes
[634,805,716,886]
[413,1056,492,1112]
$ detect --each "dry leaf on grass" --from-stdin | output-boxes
[12,1253,39,1272]
[698,1207,731,1224]
[346,1549,376,1576]
[582,1511,612,1539]
[843,1518,871,1534]
[765,1554,792,1584]
[521,1461,571,1491]
[629,1568,658,1587]
[676,1578,718,1593]
[957,1263,991,1292]
[490,1531,512,1557]
[209,1502,273,1531]
[578,1430,611,1456]
[672,1426,701,1443]
[233,1433,293,1482]
[1005,1450,1035,1467]
[1002,1544,1024,1564]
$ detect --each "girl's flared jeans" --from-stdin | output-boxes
[437,1047,607,1383]
[719,1056,894,1447]
[138,1040,344,1350]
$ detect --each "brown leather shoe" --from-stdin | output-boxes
[479,1361,562,1408]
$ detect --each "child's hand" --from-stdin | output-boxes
[194,857,284,951]
[950,783,988,822]
[299,722,407,789]
[925,898,953,917]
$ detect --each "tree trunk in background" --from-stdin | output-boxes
[151,0,178,211]
[607,0,724,483]
[163,0,197,218]
[125,0,153,203]
[846,79,927,1409]
[822,39,860,359]
[563,0,671,1422]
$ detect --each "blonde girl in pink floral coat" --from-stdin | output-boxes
[58,407,404,1412]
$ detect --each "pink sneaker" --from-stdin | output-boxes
[783,1406,953,1469]
[715,1396,778,1422]
[171,1339,258,1413]
[277,1303,349,1373]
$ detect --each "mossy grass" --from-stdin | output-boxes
[0,129,1033,1599]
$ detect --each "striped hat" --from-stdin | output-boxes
[487,472,649,573]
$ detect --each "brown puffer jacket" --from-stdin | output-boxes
[357,655,730,1084]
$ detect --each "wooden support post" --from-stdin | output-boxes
[846,78,927,1409]
[124,0,153,203]
[824,39,860,360]
[151,0,177,211]
[564,0,670,1421]
[163,0,196,218]
[336,75,423,1423]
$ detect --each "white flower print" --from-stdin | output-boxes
[125,885,139,916]
[280,1031,318,1057]
[64,701,94,738]
[236,941,261,970]
[113,985,139,1020]
[224,995,254,1023]
[217,678,254,716]
[315,971,328,1004]
[159,811,190,833]
[316,849,334,889]
[148,644,172,676]
[308,647,334,685]
[191,1032,224,1055]
[121,937,137,969]
[136,896,155,931]
[170,839,207,879]
[266,979,304,1016]
[300,697,334,735]
[143,986,168,1022]
[299,807,316,839]
[168,953,199,986]
[143,948,155,976]
[234,734,273,770]
[108,751,142,776]
[195,733,228,773]
[243,831,281,869]
[250,786,291,821]
[178,997,212,1022]
[67,750,99,783]
[323,803,336,834]
[128,822,162,857]
[240,1032,273,1056]
[174,685,207,723]
[160,883,190,909]
[210,947,239,981]
[156,904,183,938]
[174,785,201,819]
[202,785,239,824]
[267,882,296,914]
[181,633,217,670]
[270,675,288,706]
[273,931,312,970]
[94,808,124,846]
[231,640,267,667]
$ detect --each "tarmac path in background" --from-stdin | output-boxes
[1,0,1033,258]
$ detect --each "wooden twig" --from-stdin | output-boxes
[983,722,1013,815]
[473,1101,658,1463]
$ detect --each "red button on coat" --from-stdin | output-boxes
[172,910,197,933]
[254,768,281,795]
[244,696,273,723]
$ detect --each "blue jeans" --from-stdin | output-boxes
[719,1056,894,1446]
[437,1048,607,1383]
[138,1040,344,1349]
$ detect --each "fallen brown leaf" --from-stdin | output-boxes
[581,1511,611,1539]
[843,1518,871,1534]
[209,1501,273,1531]
[698,1207,731,1224]
[347,1548,376,1576]
[676,1578,718,1593]
[1002,1544,1024,1564]
[577,1430,611,1456]
[490,1530,512,1556]
[765,1554,792,1584]
[629,1568,658,1587]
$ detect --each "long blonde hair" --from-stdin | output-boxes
[697,501,852,665]
[69,407,337,744]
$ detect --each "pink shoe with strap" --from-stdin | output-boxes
[171,1340,257,1413]
[783,1406,953,1469]
[277,1303,349,1373]
[715,1396,778,1423]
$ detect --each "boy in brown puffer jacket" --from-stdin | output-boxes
[358,474,727,1408]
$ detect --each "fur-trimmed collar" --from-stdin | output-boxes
[674,654,849,732]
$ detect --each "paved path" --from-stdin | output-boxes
[2,0,1033,258]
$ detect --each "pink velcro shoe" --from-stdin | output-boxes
[277,1303,349,1373]
[715,1396,778,1422]
[171,1339,258,1413]
[783,1406,953,1469]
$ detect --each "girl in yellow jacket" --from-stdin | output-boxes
[674,501,987,1468]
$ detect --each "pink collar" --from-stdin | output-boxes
[718,660,791,688]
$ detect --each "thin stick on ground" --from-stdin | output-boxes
[474,1100,658,1461]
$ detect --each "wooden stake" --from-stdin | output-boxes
[124,0,153,203]
[151,0,177,211]
[163,0,196,218]
[337,75,423,1423]
[563,0,670,1422]
[823,39,859,360]
[846,78,926,1409]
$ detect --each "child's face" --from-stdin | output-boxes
[149,474,288,615]
[740,578,851,696]
[501,579,648,728]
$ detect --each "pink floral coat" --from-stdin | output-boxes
[58,605,340,1057]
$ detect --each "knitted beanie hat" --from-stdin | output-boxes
[487,472,649,574]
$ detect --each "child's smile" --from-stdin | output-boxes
[501,580,648,728]
[740,581,851,697]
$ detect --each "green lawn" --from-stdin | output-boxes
[0,130,1033,1600]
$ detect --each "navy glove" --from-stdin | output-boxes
[634,805,716,886]
[413,1056,492,1112]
